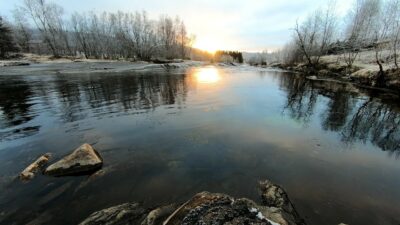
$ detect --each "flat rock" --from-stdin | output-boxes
[44,144,103,177]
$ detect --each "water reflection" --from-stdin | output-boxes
[0,79,38,141]
[1,68,400,225]
[280,73,400,155]
[194,67,221,84]
[0,72,189,141]
[280,74,317,124]
[1,69,399,154]
[341,99,400,155]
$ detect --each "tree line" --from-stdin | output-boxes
[0,16,19,58]
[214,50,244,63]
[275,0,400,74]
[1,0,196,60]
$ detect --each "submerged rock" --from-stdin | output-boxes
[44,144,102,177]
[19,153,52,181]
[79,180,305,225]
[79,203,148,225]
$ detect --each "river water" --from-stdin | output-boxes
[0,66,399,225]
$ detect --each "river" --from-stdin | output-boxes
[0,65,399,225]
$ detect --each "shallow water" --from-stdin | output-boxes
[0,66,400,225]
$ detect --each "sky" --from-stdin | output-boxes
[0,0,353,52]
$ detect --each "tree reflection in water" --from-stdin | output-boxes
[1,70,399,155]
[341,98,400,155]
[280,72,400,156]
[0,79,39,141]
[0,72,188,140]
[280,74,317,124]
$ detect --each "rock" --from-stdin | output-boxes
[306,76,317,80]
[141,204,177,225]
[259,180,305,225]
[44,144,102,177]
[349,69,379,86]
[79,203,148,225]
[19,153,52,181]
[163,192,277,225]
[79,180,305,225]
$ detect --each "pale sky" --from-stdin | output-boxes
[0,0,353,52]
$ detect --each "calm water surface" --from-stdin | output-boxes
[0,66,400,225]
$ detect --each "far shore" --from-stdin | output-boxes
[0,53,212,75]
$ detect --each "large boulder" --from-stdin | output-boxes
[163,192,278,225]
[44,144,102,176]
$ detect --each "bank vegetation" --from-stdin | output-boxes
[268,0,400,90]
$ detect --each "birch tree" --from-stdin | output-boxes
[294,3,336,67]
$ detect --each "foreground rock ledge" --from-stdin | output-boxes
[79,180,306,225]
[45,143,103,177]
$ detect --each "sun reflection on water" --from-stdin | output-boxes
[194,67,221,84]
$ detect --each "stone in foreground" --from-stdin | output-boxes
[79,203,148,225]
[44,144,102,176]
[163,192,276,225]
[79,180,305,225]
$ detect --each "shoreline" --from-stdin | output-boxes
[269,62,400,96]
[0,57,208,75]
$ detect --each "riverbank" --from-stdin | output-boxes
[270,51,400,94]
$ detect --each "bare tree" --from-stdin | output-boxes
[370,0,394,86]
[386,0,400,69]
[294,3,336,67]
[0,16,19,58]
[343,0,382,70]
[393,21,400,69]
[21,0,72,57]
[12,8,32,52]
[13,0,194,61]
[177,20,187,59]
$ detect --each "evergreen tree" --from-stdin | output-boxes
[0,16,18,58]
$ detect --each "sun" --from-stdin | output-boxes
[193,37,219,54]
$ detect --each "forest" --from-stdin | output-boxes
[0,0,197,61]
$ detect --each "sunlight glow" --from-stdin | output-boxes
[195,67,221,84]
[193,37,220,54]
